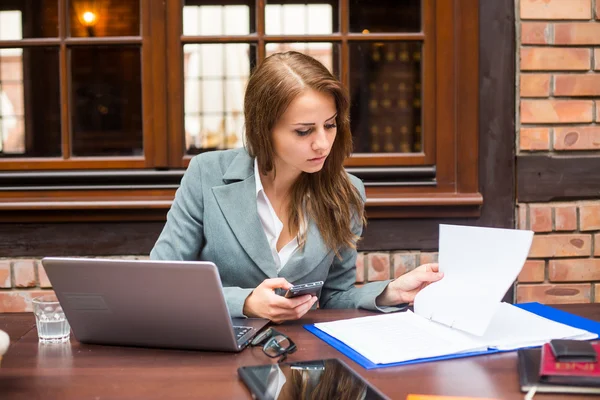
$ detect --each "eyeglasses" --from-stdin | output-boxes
[250,327,297,363]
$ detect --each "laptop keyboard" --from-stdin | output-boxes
[234,326,252,340]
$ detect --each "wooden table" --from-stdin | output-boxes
[1,304,600,399]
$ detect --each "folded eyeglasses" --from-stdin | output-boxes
[250,327,297,363]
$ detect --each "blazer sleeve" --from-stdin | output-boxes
[319,176,406,313]
[150,156,205,260]
[149,155,255,318]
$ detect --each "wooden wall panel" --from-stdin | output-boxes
[518,155,600,203]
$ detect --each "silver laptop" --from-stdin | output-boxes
[40,257,269,352]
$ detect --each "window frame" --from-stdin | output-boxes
[0,0,167,170]
[0,0,481,221]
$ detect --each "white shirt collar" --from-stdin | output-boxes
[254,158,264,198]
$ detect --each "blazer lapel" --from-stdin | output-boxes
[211,151,278,278]
[280,219,330,282]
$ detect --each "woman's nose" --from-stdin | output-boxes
[312,129,328,151]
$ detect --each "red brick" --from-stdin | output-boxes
[530,204,553,232]
[529,234,591,258]
[554,74,600,96]
[13,260,37,288]
[554,23,600,44]
[521,23,552,44]
[516,283,591,304]
[521,74,551,97]
[37,264,53,288]
[518,204,529,230]
[419,252,438,265]
[392,252,417,279]
[520,48,590,71]
[0,260,11,288]
[597,0,600,18]
[521,100,594,123]
[579,203,600,231]
[520,0,592,20]
[355,252,365,283]
[596,233,600,256]
[519,128,551,151]
[554,126,600,150]
[367,252,390,281]
[0,290,53,313]
[554,205,577,231]
[518,260,546,283]
[595,49,600,70]
[597,101,600,122]
[549,259,600,282]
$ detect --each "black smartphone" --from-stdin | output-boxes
[284,281,324,298]
[549,339,597,362]
[238,358,390,400]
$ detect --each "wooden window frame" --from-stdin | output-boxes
[167,0,481,218]
[0,0,167,170]
[0,0,481,222]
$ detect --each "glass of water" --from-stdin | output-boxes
[32,295,70,343]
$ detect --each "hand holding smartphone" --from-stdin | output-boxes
[284,281,324,298]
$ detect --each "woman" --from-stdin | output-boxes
[150,51,443,323]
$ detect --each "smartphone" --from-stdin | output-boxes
[284,281,324,298]
[549,339,597,362]
[238,358,390,400]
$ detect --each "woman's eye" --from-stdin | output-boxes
[295,128,312,136]
[325,123,337,130]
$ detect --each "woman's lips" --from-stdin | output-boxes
[308,155,327,163]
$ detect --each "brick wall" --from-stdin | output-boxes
[517,0,600,303]
[0,252,438,312]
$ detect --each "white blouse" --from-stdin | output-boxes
[254,159,299,272]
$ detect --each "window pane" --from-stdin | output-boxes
[349,0,421,33]
[265,2,336,35]
[0,47,61,157]
[184,43,256,154]
[265,42,339,79]
[0,3,59,38]
[71,46,143,156]
[183,1,254,36]
[70,0,140,37]
[349,42,422,153]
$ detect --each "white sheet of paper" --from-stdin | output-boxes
[464,302,598,349]
[314,311,487,365]
[413,224,534,336]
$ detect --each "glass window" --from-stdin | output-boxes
[70,0,140,37]
[349,0,421,33]
[0,2,59,38]
[265,3,335,35]
[183,1,254,35]
[183,43,256,154]
[70,46,143,156]
[0,47,61,157]
[349,41,422,153]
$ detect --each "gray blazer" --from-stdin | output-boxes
[150,147,394,318]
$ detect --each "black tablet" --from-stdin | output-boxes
[238,358,389,400]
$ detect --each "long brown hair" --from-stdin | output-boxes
[244,51,365,256]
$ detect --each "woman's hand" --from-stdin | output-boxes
[243,278,318,323]
[376,263,444,307]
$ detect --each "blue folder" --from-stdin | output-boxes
[303,302,600,370]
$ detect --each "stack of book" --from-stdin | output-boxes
[518,342,600,394]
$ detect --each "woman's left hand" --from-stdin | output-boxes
[376,263,443,306]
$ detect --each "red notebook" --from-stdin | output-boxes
[539,342,600,386]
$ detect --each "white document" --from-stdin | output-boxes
[314,311,487,365]
[450,302,597,350]
[314,303,597,365]
[413,224,534,336]
[312,224,598,365]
